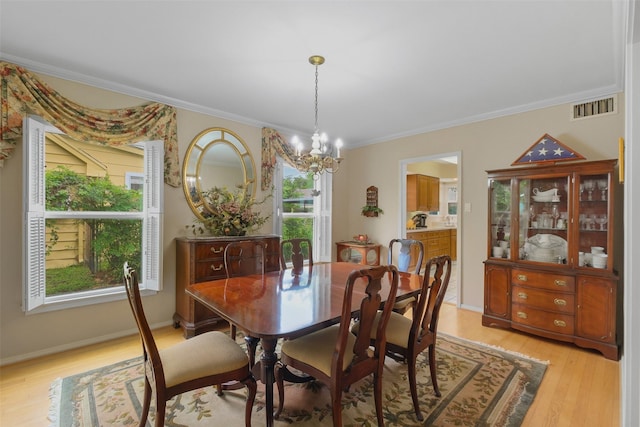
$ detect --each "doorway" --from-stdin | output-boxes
[399,152,461,306]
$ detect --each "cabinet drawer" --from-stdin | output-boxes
[511,269,575,292]
[194,260,226,281]
[512,303,575,335]
[195,242,227,259]
[512,285,574,314]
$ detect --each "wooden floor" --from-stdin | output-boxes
[0,303,620,426]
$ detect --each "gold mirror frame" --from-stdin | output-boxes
[182,127,256,221]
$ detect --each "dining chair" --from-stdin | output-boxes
[274,264,399,427]
[352,255,452,421]
[224,240,266,365]
[123,263,257,427]
[388,238,424,315]
[280,238,313,273]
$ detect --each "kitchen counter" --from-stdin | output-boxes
[407,225,456,232]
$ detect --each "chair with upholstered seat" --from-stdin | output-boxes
[274,264,399,427]
[123,263,256,427]
[388,238,424,315]
[224,240,266,365]
[280,238,313,274]
[352,255,451,421]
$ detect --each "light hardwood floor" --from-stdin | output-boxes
[0,304,620,426]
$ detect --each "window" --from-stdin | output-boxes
[273,159,332,263]
[23,116,163,312]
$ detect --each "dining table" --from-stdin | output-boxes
[186,261,423,427]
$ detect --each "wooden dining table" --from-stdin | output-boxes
[186,261,423,427]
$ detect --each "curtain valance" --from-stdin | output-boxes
[261,127,299,190]
[0,61,180,187]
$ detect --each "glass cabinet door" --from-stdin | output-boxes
[576,172,611,269]
[520,175,570,264]
[489,179,511,258]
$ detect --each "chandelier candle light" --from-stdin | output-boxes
[292,55,343,177]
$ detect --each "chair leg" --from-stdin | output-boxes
[330,384,344,427]
[274,362,285,419]
[407,354,423,421]
[154,395,166,427]
[230,323,237,341]
[243,375,257,427]
[245,335,259,367]
[373,372,385,427]
[428,343,441,397]
[138,377,152,427]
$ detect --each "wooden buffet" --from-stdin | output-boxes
[174,235,280,337]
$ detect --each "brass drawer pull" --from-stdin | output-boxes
[210,264,223,271]
[517,292,528,299]
[554,279,567,287]
[554,320,567,327]
[210,246,223,254]
[517,311,527,319]
[517,274,527,281]
[554,298,567,306]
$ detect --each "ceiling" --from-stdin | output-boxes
[0,1,627,149]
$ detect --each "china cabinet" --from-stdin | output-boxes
[174,235,280,338]
[407,174,440,212]
[482,159,620,360]
[336,241,381,265]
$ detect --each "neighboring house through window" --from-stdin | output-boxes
[23,116,163,313]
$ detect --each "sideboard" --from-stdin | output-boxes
[174,235,280,338]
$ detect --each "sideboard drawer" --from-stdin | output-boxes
[195,242,227,259]
[194,259,226,282]
[511,269,575,292]
[512,303,575,335]
[512,285,575,314]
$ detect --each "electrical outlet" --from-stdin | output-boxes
[464,202,472,213]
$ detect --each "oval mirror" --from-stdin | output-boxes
[182,128,256,221]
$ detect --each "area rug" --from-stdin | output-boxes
[49,333,547,426]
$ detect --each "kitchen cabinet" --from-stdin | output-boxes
[407,228,454,272]
[482,159,620,359]
[174,235,280,338]
[407,174,440,212]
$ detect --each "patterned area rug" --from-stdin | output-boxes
[49,333,547,426]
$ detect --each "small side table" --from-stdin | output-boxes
[336,241,381,266]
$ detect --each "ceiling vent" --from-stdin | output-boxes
[571,95,617,120]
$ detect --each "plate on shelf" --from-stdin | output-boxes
[525,233,567,261]
[532,195,560,202]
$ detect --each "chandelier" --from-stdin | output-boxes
[292,55,343,177]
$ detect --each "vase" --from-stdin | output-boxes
[224,228,247,236]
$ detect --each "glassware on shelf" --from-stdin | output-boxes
[579,183,584,201]
[596,214,608,231]
[597,179,608,201]
[529,205,536,227]
[584,180,595,201]
[551,205,559,228]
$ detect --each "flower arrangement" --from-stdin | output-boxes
[188,185,270,236]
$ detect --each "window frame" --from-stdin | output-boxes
[272,158,333,263]
[22,116,163,313]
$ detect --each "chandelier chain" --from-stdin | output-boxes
[314,64,319,134]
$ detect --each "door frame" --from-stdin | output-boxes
[399,151,461,306]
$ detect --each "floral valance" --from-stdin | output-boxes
[261,127,299,190]
[0,61,180,187]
